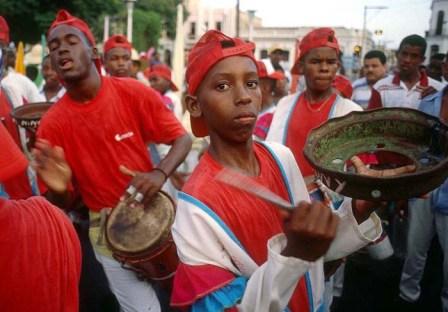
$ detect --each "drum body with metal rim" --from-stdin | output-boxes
[106,191,178,290]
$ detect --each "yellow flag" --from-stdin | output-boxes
[15,41,25,75]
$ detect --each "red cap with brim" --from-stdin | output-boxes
[104,34,132,55]
[0,16,9,44]
[145,64,179,92]
[291,27,340,75]
[186,30,256,137]
[47,10,102,74]
[0,123,28,183]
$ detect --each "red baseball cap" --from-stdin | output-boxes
[332,75,353,99]
[145,64,178,92]
[48,10,102,73]
[186,30,256,137]
[0,122,28,183]
[0,16,9,44]
[104,34,132,55]
[257,61,285,81]
[291,27,340,75]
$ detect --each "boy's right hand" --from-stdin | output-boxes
[32,139,71,194]
[281,201,339,261]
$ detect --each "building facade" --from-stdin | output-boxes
[426,0,448,59]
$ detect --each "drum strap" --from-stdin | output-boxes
[90,208,111,245]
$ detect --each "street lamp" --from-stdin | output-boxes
[362,5,387,57]
[248,10,256,42]
[124,0,137,43]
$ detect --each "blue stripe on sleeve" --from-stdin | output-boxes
[191,276,248,312]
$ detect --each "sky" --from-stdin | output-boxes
[202,0,433,49]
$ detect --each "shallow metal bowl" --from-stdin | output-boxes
[304,108,448,200]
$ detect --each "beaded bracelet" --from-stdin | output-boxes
[152,167,168,182]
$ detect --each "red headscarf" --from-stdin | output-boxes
[186,30,256,137]
[291,27,340,75]
[332,75,353,99]
[0,122,28,183]
[144,64,178,91]
[0,16,9,44]
[257,60,285,81]
[104,34,132,55]
[47,10,101,73]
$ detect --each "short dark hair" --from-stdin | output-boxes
[364,50,386,65]
[398,34,427,56]
[430,53,445,61]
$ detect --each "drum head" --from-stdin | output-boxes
[106,191,175,254]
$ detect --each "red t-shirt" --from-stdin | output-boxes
[0,90,34,199]
[174,143,309,311]
[37,76,186,211]
[286,93,337,178]
[0,197,81,311]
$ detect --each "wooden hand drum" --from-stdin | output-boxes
[106,191,178,290]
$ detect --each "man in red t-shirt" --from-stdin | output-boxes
[33,10,191,312]
[0,122,81,311]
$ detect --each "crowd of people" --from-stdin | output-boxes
[0,8,447,312]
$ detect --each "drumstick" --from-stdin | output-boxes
[215,168,295,210]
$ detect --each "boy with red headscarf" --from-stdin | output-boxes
[0,122,81,311]
[169,29,388,311]
[34,10,191,312]
[103,34,133,78]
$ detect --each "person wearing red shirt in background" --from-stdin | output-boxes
[253,60,285,141]
[0,16,35,199]
[266,27,397,309]
[103,34,133,78]
[0,122,81,311]
[146,63,183,121]
[33,10,191,312]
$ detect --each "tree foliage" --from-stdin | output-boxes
[0,0,184,50]
[0,0,122,44]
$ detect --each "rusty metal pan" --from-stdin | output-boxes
[304,108,448,200]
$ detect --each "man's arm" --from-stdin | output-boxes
[120,133,192,206]
[32,139,73,209]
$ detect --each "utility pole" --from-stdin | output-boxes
[124,0,137,43]
[362,5,387,58]
[236,0,240,37]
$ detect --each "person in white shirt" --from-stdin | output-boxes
[351,50,387,109]
[368,34,444,110]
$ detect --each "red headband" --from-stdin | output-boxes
[104,35,132,55]
[0,16,9,44]
[257,61,285,81]
[291,27,340,75]
[145,64,178,91]
[48,10,102,74]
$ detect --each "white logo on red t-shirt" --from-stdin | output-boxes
[114,131,134,142]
